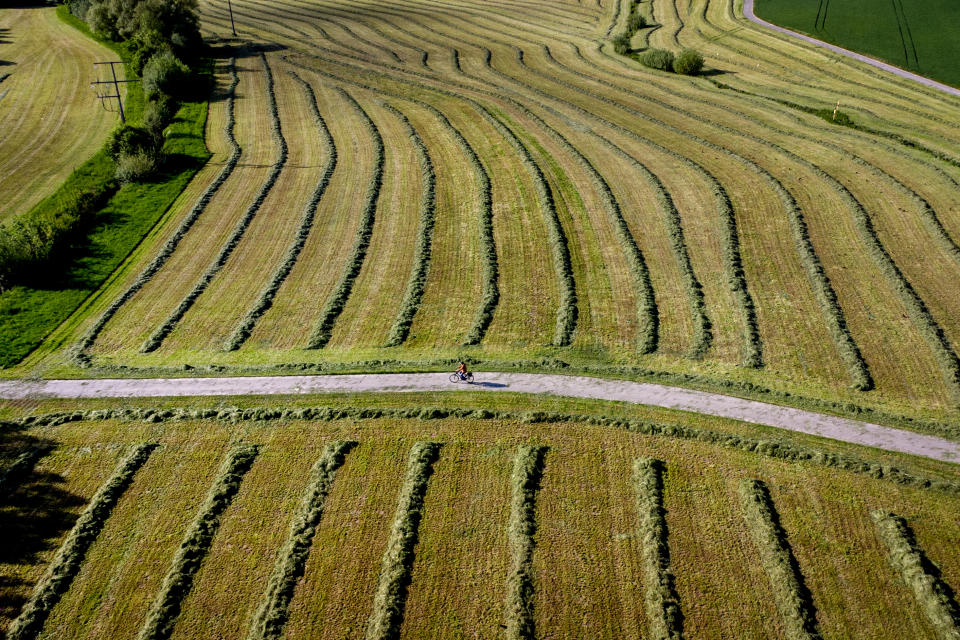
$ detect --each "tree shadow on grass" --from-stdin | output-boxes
[0,430,82,627]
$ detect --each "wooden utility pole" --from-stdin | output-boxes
[227,0,237,36]
[91,61,134,123]
[832,99,841,121]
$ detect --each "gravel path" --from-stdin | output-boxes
[741,0,960,98]
[1,372,957,463]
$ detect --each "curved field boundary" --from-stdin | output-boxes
[3,373,959,463]
[72,58,242,364]
[382,103,438,347]
[225,70,338,351]
[246,440,355,640]
[871,510,960,639]
[505,444,545,640]
[7,443,156,640]
[741,0,960,99]
[305,87,385,349]
[739,479,824,640]
[141,53,289,354]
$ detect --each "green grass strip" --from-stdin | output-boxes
[306,87,385,349]
[365,441,441,640]
[633,458,684,639]
[383,104,437,347]
[505,444,546,640]
[871,510,960,640]
[137,444,259,640]
[739,479,823,640]
[245,440,356,640]
[7,443,155,640]
[141,53,287,353]
[225,70,337,351]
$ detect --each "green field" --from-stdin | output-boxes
[755,0,960,88]
[1,393,959,639]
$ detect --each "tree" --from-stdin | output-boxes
[673,49,704,75]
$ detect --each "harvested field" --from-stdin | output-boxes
[1,404,959,638]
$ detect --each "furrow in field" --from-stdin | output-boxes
[139,53,288,354]
[225,69,339,351]
[305,87,385,350]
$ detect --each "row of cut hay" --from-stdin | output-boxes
[139,53,288,354]
[871,510,960,640]
[632,458,684,639]
[739,479,823,640]
[73,58,241,363]
[504,445,546,640]
[0,446,49,493]
[484,47,658,353]
[225,70,338,351]
[7,444,156,640]
[305,86,385,349]
[382,103,437,346]
[364,442,441,639]
[245,441,355,640]
[136,445,259,640]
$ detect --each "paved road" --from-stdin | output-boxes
[741,0,960,99]
[1,372,958,463]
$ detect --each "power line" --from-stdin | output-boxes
[90,61,135,123]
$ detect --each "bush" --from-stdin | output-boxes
[115,149,160,183]
[612,33,631,55]
[106,124,155,161]
[673,49,704,75]
[142,94,177,139]
[640,48,675,71]
[141,50,190,100]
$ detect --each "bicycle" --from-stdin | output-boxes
[449,372,474,383]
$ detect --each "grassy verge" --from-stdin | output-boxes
[0,6,211,368]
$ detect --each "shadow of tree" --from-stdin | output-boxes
[0,430,83,630]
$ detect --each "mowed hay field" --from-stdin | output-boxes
[28,0,960,418]
[0,5,119,222]
[2,396,960,639]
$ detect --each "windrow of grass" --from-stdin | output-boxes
[140,53,287,354]
[504,445,546,640]
[0,447,49,494]
[225,69,338,351]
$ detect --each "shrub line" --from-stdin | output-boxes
[136,444,259,640]
[225,70,338,351]
[306,87,385,349]
[11,404,960,493]
[633,458,684,639]
[505,444,546,640]
[365,441,441,640]
[6,443,156,640]
[140,53,288,353]
[871,510,960,640]
[383,103,437,346]
[739,479,823,640]
[73,58,241,364]
[245,440,356,640]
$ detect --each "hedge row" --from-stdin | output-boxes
[137,444,259,640]
[73,58,241,364]
[245,440,355,640]
[495,48,659,353]
[633,458,684,640]
[505,445,546,640]
[7,443,155,640]
[306,87,384,349]
[225,70,338,352]
[140,52,288,353]
[537,45,763,366]
[383,103,437,347]
[517,44,712,357]
[281,56,500,346]
[0,446,49,493]
[871,510,960,640]
[11,403,960,493]
[739,479,823,640]
[365,441,441,640]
